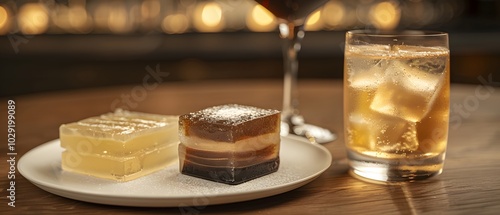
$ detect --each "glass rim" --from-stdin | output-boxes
[347,30,448,37]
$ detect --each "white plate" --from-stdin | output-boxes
[18,135,332,207]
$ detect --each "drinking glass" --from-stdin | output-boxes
[254,0,336,143]
[344,30,450,182]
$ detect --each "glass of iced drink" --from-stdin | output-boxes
[344,30,450,182]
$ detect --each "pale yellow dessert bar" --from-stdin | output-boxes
[62,144,177,181]
[60,109,178,182]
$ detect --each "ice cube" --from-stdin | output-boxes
[347,113,376,150]
[346,45,391,90]
[406,57,447,74]
[370,57,446,122]
[348,59,388,90]
[377,121,418,153]
[392,45,448,75]
[348,112,419,153]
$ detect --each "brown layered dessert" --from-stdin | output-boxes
[178,104,281,185]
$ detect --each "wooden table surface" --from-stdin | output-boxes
[1,80,499,214]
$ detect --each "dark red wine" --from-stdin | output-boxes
[255,0,329,23]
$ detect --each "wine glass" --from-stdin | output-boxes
[254,0,336,143]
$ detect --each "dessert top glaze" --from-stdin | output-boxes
[180,104,280,142]
[60,109,178,141]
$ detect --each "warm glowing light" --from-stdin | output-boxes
[369,1,400,30]
[162,14,189,34]
[52,5,69,30]
[18,3,49,35]
[94,3,110,29]
[68,7,86,27]
[141,0,160,19]
[68,6,92,33]
[0,5,10,34]
[193,2,224,32]
[306,11,321,26]
[140,0,160,30]
[246,4,276,32]
[322,1,346,28]
[305,10,322,31]
[201,2,222,27]
[93,2,133,33]
[253,5,274,26]
[409,1,434,27]
[220,2,247,31]
[0,6,7,27]
[108,4,130,33]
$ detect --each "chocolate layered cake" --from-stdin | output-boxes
[178,104,281,185]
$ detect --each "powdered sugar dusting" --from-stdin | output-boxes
[191,104,279,125]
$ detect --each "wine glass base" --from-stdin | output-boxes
[280,115,336,144]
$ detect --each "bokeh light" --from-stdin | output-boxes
[93,2,134,33]
[305,10,323,31]
[108,3,130,33]
[201,2,222,27]
[1,0,467,34]
[369,1,400,30]
[322,0,346,29]
[193,2,224,32]
[94,2,110,30]
[246,4,276,32]
[141,0,160,19]
[140,0,160,30]
[162,13,189,34]
[18,3,49,35]
[68,6,92,33]
[0,5,11,35]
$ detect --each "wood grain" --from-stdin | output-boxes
[1,80,499,214]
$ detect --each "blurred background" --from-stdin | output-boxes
[0,0,499,97]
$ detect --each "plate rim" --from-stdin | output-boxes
[18,135,332,207]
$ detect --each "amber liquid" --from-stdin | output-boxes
[344,44,450,181]
[255,0,329,23]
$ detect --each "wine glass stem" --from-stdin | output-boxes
[279,22,304,122]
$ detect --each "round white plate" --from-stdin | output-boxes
[18,135,332,207]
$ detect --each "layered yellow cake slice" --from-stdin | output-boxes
[60,109,178,182]
[178,104,281,185]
